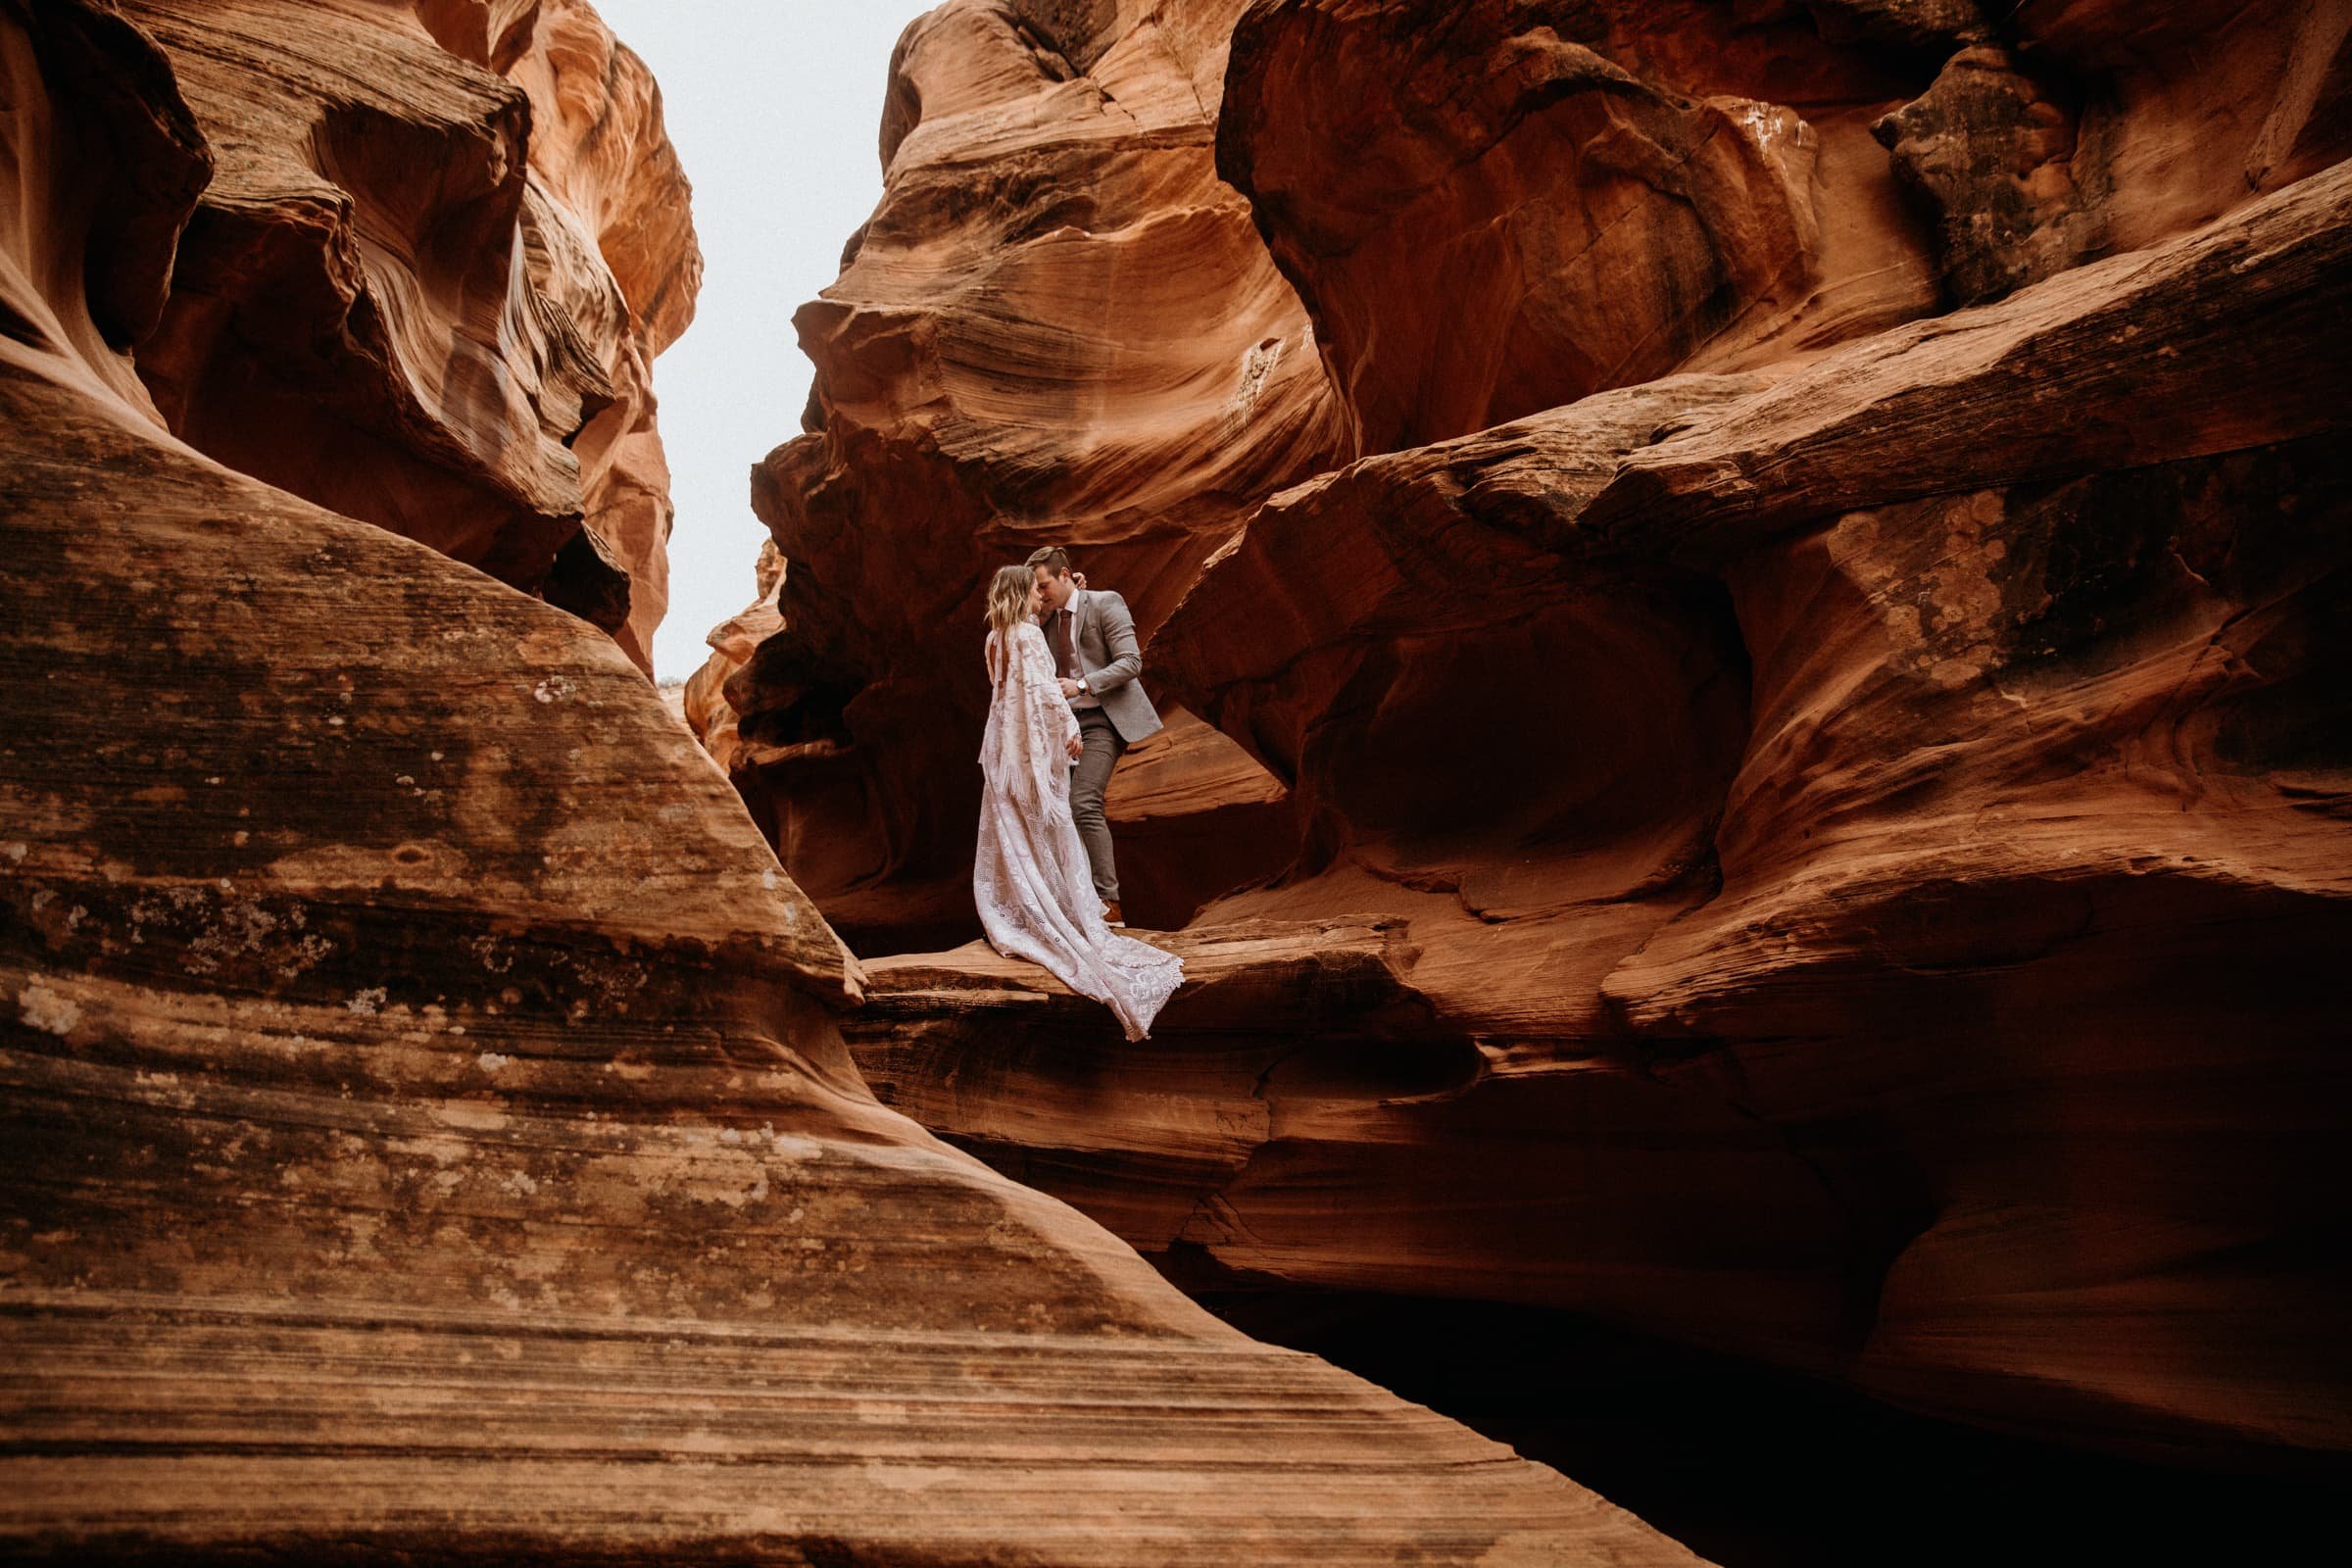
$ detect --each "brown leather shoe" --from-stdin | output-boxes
[1102,901,1126,928]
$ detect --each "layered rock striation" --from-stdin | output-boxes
[715,0,2352,1470]
[121,0,700,670]
[707,0,2352,945]
[2,3,1717,1561]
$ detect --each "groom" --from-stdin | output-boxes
[1029,546,1162,926]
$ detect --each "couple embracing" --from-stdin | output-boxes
[973,547,1183,1040]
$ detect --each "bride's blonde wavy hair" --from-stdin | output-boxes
[983,563,1037,636]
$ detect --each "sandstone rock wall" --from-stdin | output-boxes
[1141,162,2352,1455]
[503,0,701,667]
[702,0,2352,947]
[714,0,1347,949]
[713,0,2352,1468]
[122,0,700,671]
[1,3,1718,1559]
[1218,0,2352,455]
[1218,0,1938,452]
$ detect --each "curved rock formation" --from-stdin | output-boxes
[714,0,2349,936]
[1870,0,2352,306]
[850,918,1853,1360]
[505,0,703,668]
[610,0,2352,1486]
[682,538,788,779]
[0,5,1713,1560]
[732,0,2352,1474]
[859,160,2352,1463]
[0,0,212,408]
[121,0,700,671]
[725,0,1349,950]
[1102,707,1300,930]
[689,0,2352,974]
[1604,440,2352,1459]
[1218,0,1938,453]
[1217,0,2352,453]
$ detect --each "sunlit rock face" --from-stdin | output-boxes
[0,7,1717,1561]
[751,0,2352,1470]
[717,0,1349,950]
[120,0,700,672]
[502,0,702,670]
[681,538,788,780]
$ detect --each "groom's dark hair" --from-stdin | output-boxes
[1026,546,1072,577]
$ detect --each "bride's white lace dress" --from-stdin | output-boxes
[975,621,1183,1040]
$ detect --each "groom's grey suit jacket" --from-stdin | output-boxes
[1064,587,1163,745]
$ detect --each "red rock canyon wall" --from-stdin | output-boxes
[714,0,1343,949]
[709,0,2352,1469]
[122,0,700,671]
[0,2,1719,1560]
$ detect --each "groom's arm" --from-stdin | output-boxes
[1085,592,1145,694]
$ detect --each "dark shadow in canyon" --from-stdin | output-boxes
[1196,1286,2345,1568]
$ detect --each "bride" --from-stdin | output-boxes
[974,564,1184,1040]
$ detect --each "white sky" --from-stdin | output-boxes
[591,0,936,680]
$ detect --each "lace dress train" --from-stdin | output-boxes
[974,622,1183,1041]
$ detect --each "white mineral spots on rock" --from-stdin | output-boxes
[17,986,81,1037]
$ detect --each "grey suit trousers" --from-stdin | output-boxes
[1069,708,1127,905]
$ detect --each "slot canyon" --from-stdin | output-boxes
[5,0,2348,1563]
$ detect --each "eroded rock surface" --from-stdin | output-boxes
[628,0,2352,1477]
[851,920,1852,1360]
[1100,707,1300,930]
[0,4,1717,1561]
[682,538,787,780]
[1218,0,2352,450]
[1218,0,1939,452]
[843,157,2352,1462]
[505,0,702,667]
[713,0,2352,934]
[726,0,1349,950]
[122,0,700,670]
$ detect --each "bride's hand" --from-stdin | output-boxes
[1066,734,1084,761]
